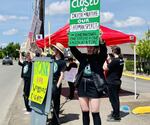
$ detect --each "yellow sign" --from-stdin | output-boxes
[29,61,50,104]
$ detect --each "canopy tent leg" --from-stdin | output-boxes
[134,44,137,99]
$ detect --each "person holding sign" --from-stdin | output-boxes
[65,57,78,99]
[50,43,66,125]
[70,40,107,125]
[18,51,32,114]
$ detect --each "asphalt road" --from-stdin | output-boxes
[0,61,21,125]
[122,76,150,94]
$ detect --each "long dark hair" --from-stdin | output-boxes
[60,52,64,60]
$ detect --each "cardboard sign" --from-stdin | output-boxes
[29,61,50,104]
[64,68,78,82]
[69,0,100,46]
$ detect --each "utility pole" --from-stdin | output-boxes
[39,0,45,38]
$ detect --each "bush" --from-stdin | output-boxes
[125,60,134,71]
[143,63,150,75]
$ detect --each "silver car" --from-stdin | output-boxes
[2,56,13,65]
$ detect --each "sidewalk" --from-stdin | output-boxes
[7,81,150,125]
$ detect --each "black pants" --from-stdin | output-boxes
[68,81,75,98]
[51,84,62,125]
[108,84,121,117]
[23,78,32,111]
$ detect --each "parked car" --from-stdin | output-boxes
[2,56,13,65]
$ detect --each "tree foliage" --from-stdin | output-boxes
[136,30,150,60]
[136,30,150,74]
[0,42,20,59]
[136,39,150,60]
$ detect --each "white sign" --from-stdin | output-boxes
[35,19,42,34]
[36,34,43,40]
[30,15,38,33]
[64,68,78,82]
[30,14,42,34]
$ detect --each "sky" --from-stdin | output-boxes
[0,0,150,47]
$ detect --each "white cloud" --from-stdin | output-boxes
[18,16,29,20]
[0,15,16,22]
[100,12,114,23]
[0,15,29,22]
[46,0,69,15]
[3,28,18,36]
[45,1,115,24]
[114,16,146,28]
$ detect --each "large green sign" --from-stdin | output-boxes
[69,0,100,46]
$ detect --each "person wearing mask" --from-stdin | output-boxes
[18,51,32,114]
[50,43,66,125]
[70,40,107,125]
[66,57,78,99]
[103,46,124,121]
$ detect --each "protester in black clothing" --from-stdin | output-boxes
[50,43,66,125]
[18,51,32,113]
[66,57,78,99]
[103,46,124,121]
[70,40,107,125]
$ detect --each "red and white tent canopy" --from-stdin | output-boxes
[36,24,136,48]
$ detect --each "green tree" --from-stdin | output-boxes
[13,43,20,59]
[136,30,150,74]
[136,39,150,60]
[0,50,4,59]
[2,42,20,59]
[144,29,150,40]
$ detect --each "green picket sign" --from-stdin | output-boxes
[69,0,100,46]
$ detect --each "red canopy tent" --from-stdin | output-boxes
[36,24,136,48]
[36,24,138,99]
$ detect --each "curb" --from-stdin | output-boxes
[123,72,150,81]
[132,106,150,114]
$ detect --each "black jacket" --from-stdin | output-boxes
[70,43,107,91]
[18,61,32,79]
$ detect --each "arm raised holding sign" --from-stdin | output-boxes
[18,51,32,113]
[69,38,107,125]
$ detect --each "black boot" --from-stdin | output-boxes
[82,111,90,125]
[92,112,101,125]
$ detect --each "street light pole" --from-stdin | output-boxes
[39,0,45,38]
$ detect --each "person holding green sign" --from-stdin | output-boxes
[70,40,107,125]
[50,43,66,125]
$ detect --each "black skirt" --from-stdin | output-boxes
[77,77,102,98]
